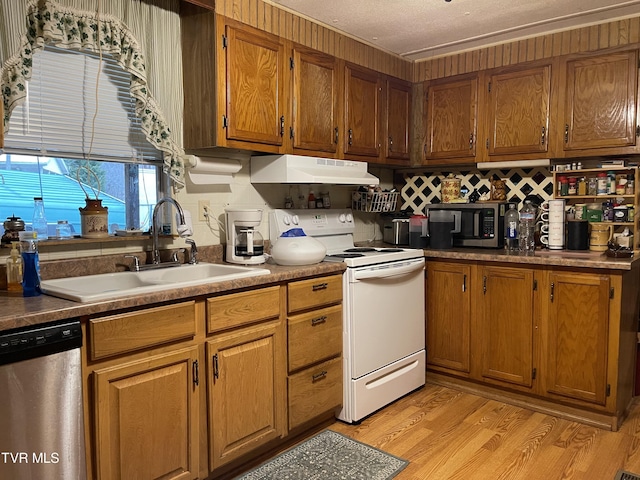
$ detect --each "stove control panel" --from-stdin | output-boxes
[270,209,355,240]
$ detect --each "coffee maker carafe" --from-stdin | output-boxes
[225,208,266,265]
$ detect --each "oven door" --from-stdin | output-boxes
[345,257,425,379]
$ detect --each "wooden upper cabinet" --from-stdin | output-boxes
[562,49,639,153]
[487,64,551,157]
[344,64,382,158]
[222,21,287,148]
[291,45,340,155]
[425,74,479,162]
[384,77,412,163]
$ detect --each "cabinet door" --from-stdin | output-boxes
[344,64,382,157]
[478,266,535,388]
[426,261,471,374]
[223,22,286,147]
[544,271,610,405]
[488,64,551,156]
[292,46,340,154]
[93,347,200,480]
[385,78,412,162]
[425,74,478,161]
[207,320,286,470]
[563,50,639,151]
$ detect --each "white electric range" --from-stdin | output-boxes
[270,209,426,423]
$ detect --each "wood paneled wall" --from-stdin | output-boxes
[214,0,414,81]
[415,15,640,82]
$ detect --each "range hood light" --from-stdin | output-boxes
[476,159,550,169]
[250,154,380,185]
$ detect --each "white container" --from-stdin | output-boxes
[270,235,326,266]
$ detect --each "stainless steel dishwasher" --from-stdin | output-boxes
[0,319,86,480]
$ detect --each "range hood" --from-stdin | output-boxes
[250,154,379,185]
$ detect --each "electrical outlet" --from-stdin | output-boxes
[198,200,210,221]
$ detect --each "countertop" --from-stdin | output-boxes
[2,246,636,333]
[420,246,638,269]
[0,261,346,333]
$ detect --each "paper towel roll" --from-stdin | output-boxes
[185,155,242,184]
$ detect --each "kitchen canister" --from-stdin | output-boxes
[440,174,461,203]
[79,198,109,238]
[566,220,589,250]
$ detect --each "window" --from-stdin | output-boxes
[1,46,163,236]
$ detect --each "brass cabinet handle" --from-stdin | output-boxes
[312,282,328,291]
[564,124,569,144]
[312,371,328,382]
[280,116,285,137]
[311,316,327,326]
[348,128,353,146]
[388,136,393,152]
[469,133,474,150]
[541,126,546,145]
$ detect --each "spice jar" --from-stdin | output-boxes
[578,177,587,196]
[558,176,569,196]
[568,177,577,195]
[588,177,598,196]
[626,174,635,195]
[597,172,608,195]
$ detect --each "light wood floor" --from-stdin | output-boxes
[328,384,640,480]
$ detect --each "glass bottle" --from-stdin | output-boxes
[32,197,48,240]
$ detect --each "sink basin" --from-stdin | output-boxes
[40,263,270,303]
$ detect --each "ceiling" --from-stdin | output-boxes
[267,0,640,61]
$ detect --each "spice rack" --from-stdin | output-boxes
[552,166,640,251]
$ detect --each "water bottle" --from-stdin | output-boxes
[504,203,519,252]
[518,200,536,255]
[32,197,48,240]
[19,231,41,297]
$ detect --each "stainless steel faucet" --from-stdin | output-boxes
[185,238,198,264]
[151,197,187,265]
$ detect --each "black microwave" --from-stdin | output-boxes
[425,202,508,248]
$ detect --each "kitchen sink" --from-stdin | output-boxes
[40,263,270,303]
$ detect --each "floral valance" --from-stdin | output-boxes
[1,0,185,187]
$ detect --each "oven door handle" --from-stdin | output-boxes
[352,260,424,280]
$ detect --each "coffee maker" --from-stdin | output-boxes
[225,208,266,265]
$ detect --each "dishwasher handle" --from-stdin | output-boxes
[352,259,424,280]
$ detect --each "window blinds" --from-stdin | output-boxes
[3,46,161,163]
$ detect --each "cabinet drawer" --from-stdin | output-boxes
[288,304,342,372]
[207,286,280,334]
[288,357,342,430]
[89,301,197,360]
[287,274,342,313]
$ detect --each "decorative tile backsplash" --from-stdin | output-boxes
[400,166,554,214]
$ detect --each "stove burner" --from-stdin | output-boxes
[328,253,366,259]
[344,247,377,253]
[378,248,404,252]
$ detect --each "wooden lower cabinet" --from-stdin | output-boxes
[425,258,639,430]
[206,317,286,471]
[541,271,611,406]
[93,347,200,480]
[426,260,471,374]
[477,265,535,389]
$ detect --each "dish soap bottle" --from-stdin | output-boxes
[19,231,41,297]
[6,241,23,293]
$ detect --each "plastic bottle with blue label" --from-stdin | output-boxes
[504,203,519,252]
